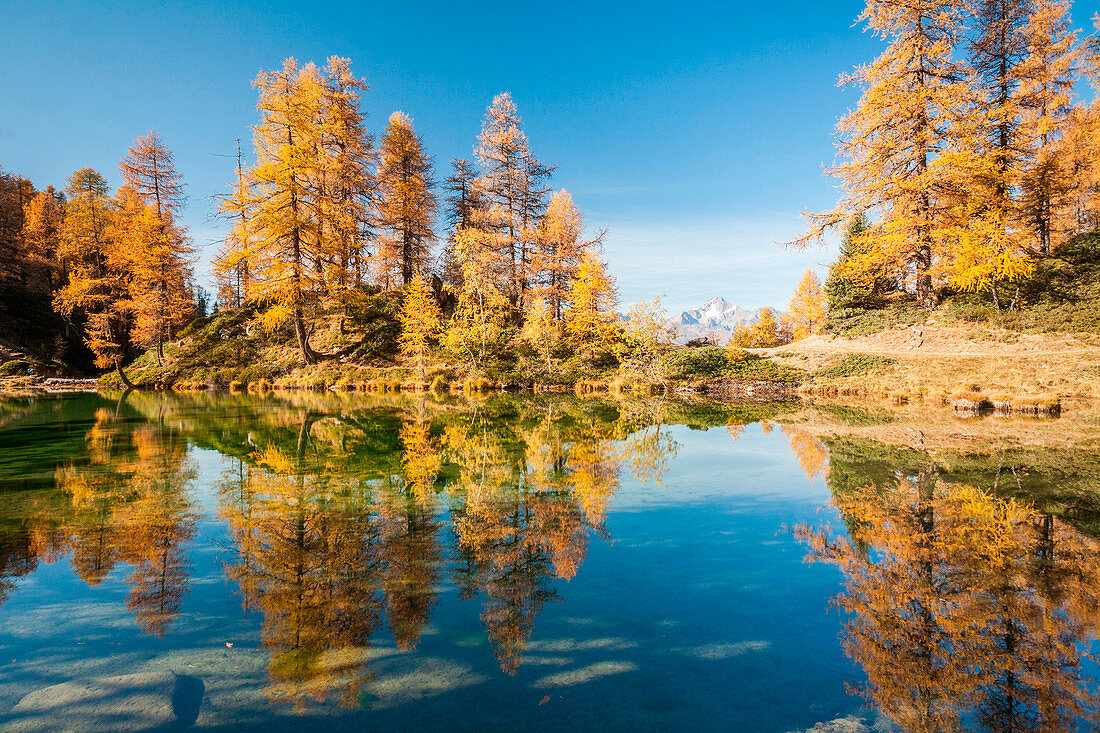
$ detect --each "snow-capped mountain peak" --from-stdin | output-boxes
[666,298,771,345]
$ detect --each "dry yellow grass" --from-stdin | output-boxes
[770,322,1100,400]
[777,398,1100,454]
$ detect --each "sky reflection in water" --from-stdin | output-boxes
[0,391,1097,732]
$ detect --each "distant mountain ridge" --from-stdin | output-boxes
[666,297,768,345]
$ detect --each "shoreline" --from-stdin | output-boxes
[4,321,1096,414]
[0,374,1074,417]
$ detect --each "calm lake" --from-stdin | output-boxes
[0,391,1098,732]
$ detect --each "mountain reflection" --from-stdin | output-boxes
[797,462,1100,731]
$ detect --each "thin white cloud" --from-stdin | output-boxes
[601,213,836,312]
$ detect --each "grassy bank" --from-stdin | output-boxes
[762,232,1100,408]
[768,322,1099,406]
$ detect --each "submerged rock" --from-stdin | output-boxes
[793,715,895,733]
[7,671,203,732]
[796,716,869,733]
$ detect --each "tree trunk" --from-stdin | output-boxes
[294,309,318,365]
[991,281,1003,327]
[115,357,134,388]
[915,243,936,309]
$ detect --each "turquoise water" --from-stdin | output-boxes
[0,391,1096,731]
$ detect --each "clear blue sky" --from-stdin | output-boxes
[2,0,886,311]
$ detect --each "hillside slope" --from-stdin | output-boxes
[769,322,1100,399]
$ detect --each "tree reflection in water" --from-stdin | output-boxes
[198,394,680,706]
[28,391,1099,722]
[42,401,199,637]
[797,468,1100,731]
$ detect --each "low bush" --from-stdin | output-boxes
[0,359,33,376]
[821,302,926,337]
[660,347,729,379]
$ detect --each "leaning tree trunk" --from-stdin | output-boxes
[294,309,319,365]
[114,357,134,389]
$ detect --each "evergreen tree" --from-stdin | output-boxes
[825,214,890,310]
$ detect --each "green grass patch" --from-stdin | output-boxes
[821,302,926,337]
[659,346,806,383]
[660,347,730,380]
[817,353,896,379]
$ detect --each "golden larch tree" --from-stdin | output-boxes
[795,0,971,308]
[939,0,1036,303]
[214,139,254,310]
[731,307,785,348]
[532,189,588,320]
[1017,0,1081,256]
[442,228,511,368]
[0,169,34,284]
[317,56,375,292]
[119,133,195,361]
[375,111,436,288]
[54,168,134,385]
[222,58,329,363]
[473,92,553,311]
[119,131,185,221]
[441,158,484,290]
[398,274,442,381]
[786,269,828,340]
[564,251,619,351]
[520,296,558,373]
[619,295,674,386]
[21,186,65,291]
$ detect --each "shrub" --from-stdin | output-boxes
[0,359,33,376]
[949,302,994,323]
[726,352,806,382]
[726,348,750,364]
[660,347,729,379]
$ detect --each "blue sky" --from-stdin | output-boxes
[1,0,888,311]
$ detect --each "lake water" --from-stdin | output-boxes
[0,391,1098,732]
